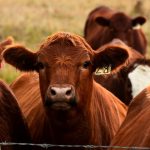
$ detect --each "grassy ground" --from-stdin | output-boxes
[0,0,150,83]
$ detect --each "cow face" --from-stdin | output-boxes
[3,32,129,113]
[95,12,146,45]
[37,40,94,112]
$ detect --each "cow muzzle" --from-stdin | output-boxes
[45,84,76,110]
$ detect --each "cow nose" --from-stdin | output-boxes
[45,85,76,106]
[50,86,73,99]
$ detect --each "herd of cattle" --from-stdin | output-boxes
[0,5,150,150]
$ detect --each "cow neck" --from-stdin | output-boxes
[46,111,93,145]
[90,81,127,145]
[28,94,93,144]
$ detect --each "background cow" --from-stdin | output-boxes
[109,86,150,149]
[94,40,144,105]
[84,6,147,55]
[120,57,150,104]
[0,37,31,150]
[0,80,31,150]
[3,32,128,150]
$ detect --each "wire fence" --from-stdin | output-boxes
[0,143,150,150]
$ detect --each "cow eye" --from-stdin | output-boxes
[37,62,44,70]
[82,61,91,69]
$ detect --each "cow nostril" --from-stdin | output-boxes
[66,89,72,96]
[51,89,56,96]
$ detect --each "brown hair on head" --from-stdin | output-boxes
[40,32,94,54]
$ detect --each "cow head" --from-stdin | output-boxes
[3,32,129,113]
[95,12,146,44]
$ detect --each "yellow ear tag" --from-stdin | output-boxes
[133,24,141,30]
[95,65,111,75]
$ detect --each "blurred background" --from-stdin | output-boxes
[0,0,150,83]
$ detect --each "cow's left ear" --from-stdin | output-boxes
[92,41,129,72]
[3,45,39,72]
[132,16,146,26]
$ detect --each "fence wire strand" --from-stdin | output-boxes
[0,143,150,150]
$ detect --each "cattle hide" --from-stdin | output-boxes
[109,86,150,149]
[0,80,31,150]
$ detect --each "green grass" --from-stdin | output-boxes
[0,0,150,83]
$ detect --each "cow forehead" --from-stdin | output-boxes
[111,12,130,23]
[39,32,93,53]
[38,45,91,66]
[36,32,94,66]
[110,13,131,29]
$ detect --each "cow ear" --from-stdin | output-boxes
[92,41,129,73]
[95,16,110,26]
[132,16,146,26]
[3,45,39,72]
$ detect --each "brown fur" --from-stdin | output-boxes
[109,86,150,149]
[94,41,144,105]
[84,6,147,55]
[0,37,14,67]
[4,32,129,150]
[0,80,31,150]
[0,37,14,49]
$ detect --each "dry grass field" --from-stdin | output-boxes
[0,0,150,83]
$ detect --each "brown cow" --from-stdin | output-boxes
[0,80,31,150]
[4,32,128,149]
[84,6,147,55]
[109,86,150,149]
[94,39,144,105]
